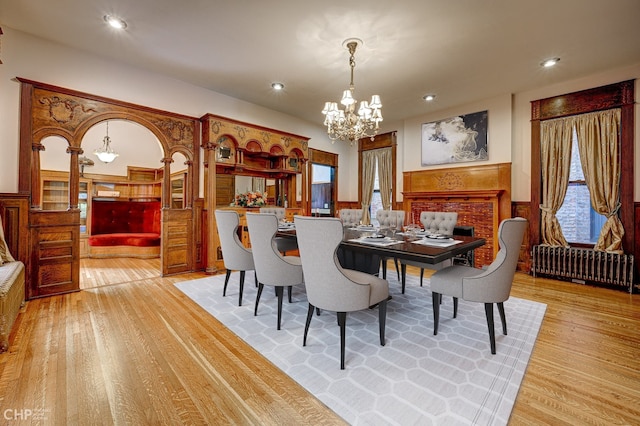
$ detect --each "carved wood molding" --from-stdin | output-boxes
[17,78,199,159]
[201,113,309,164]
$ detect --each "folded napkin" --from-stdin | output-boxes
[413,238,462,248]
[350,236,399,247]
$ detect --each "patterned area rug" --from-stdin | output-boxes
[175,271,546,425]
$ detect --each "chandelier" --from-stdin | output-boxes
[94,121,119,163]
[322,38,382,145]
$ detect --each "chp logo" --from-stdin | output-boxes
[3,408,48,421]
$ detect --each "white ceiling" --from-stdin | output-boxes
[2,0,640,125]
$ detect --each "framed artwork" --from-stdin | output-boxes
[421,110,488,166]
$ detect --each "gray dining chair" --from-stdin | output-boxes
[400,211,458,292]
[294,216,389,370]
[430,217,527,354]
[214,210,256,306]
[246,212,304,330]
[376,209,405,281]
[259,206,298,255]
[339,209,363,226]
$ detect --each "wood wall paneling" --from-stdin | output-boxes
[16,78,201,297]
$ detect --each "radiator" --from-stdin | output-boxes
[532,245,635,293]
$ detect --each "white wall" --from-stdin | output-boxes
[1,27,639,203]
[394,66,640,202]
[0,28,351,196]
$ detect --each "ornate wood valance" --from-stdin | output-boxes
[200,113,309,179]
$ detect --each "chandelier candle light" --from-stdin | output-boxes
[322,38,382,145]
[94,121,119,163]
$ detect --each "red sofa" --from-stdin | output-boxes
[88,201,161,256]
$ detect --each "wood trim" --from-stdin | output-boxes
[357,131,397,205]
[308,148,339,217]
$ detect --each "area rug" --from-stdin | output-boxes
[175,271,546,425]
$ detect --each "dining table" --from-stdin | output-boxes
[276,223,486,283]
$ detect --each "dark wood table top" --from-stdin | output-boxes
[277,225,485,266]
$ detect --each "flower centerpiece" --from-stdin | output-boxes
[234,190,267,208]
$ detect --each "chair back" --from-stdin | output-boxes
[376,210,405,229]
[463,217,527,303]
[259,207,286,221]
[420,211,458,235]
[246,213,302,286]
[294,216,372,312]
[214,210,254,271]
[339,209,363,226]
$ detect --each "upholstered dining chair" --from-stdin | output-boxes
[399,211,458,292]
[246,212,304,330]
[294,216,389,370]
[376,209,406,281]
[259,206,298,255]
[214,210,256,306]
[339,209,363,227]
[430,217,527,354]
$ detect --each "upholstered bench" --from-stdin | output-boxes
[88,200,161,258]
[0,260,25,352]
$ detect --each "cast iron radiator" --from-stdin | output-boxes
[532,245,635,293]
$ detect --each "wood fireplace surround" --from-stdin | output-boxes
[402,163,512,268]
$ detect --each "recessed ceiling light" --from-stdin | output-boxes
[541,57,560,68]
[104,15,127,30]
[423,94,436,102]
[271,82,284,90]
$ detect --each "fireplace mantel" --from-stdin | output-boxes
[403,163,512,267]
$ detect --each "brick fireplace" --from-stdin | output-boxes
[402,163,512,268]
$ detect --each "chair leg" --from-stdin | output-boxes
[497,302,507,335]
[432,292,440,335]
[453,297,458,318]
[223,269,231,296]
[303,304,314,346]
[275,287,284,330]
[400,263,407,294]
[378,299,387,346]
[288,285,292,303]
[484,303,497,354]
[254,283,264,316]
[316,307,321,316]
[337,312,347,370]
[254,271,258,287]
[238,270,245,306]
[419,268,424,287]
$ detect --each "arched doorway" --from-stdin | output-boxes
[17,78,200,299]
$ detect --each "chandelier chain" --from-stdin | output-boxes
[322,39,382,145]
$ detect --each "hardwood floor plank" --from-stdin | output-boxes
[0,259,638,424]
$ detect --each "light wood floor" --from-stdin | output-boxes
[1,260,639,424]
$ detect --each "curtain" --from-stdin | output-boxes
[361,150,377,225]
[376,148,393,211]
[540,117,573,246]
[574,109,623,253]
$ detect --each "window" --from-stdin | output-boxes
[370,163,383,226]
[556,132,606,244]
